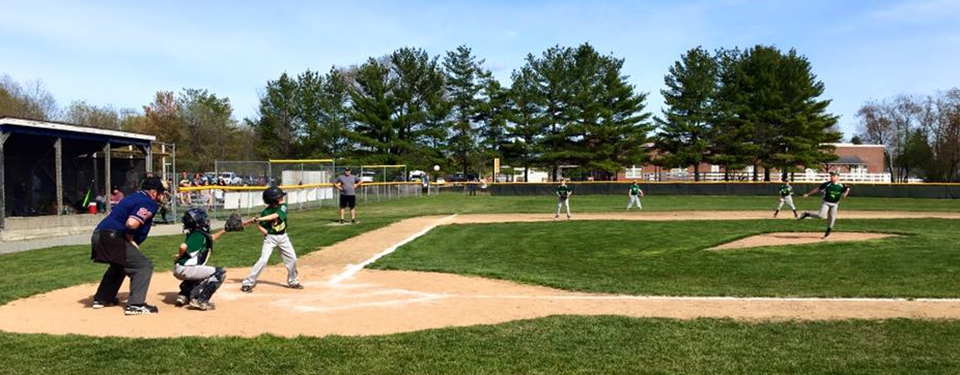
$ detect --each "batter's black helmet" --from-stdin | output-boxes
[182,208,210,232]
[262,186,286,205]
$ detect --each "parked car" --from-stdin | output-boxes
[446,172,467,182]
[220,172,243,185]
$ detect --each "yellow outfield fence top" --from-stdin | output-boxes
[268,159,334,164]
[177,181,420,192]
[361,164,406,168]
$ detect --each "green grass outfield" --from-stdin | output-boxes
[371,218,960,298]
[2,194,960,374]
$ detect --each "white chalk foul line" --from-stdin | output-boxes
[328,214,459,284]
[453,294,960,303]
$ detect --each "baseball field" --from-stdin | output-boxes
[2,194,960,374]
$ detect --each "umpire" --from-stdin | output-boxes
[90,176,165,315]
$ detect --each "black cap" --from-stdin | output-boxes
[141,176,165,193]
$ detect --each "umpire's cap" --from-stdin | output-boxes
[141,176,166,193]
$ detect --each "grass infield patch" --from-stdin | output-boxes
[371,218,960,298]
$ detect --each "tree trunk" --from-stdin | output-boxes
[763,167,771,182]
[693,164,700,182]
[752,163,759,182]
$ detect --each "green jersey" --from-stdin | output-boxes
[778,184,793,197]
[629,184,642,196]
[176,230,211,266]
[556,185,571,198]
[818,181,849,203]
[260,204,288,235]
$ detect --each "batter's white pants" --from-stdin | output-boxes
[556,197,570,218]
[242,233,299,287]
[806,201,839,228]
[627,195,642,210]
[777,195,796,211]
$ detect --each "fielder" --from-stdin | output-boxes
[334,168,363,224]
[240,186,303,293]
[774,178,798,219]
[798,171,851,239]
[554,179,572,220]
[626,181,645,210]
[172,208,231,311]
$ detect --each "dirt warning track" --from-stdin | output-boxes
[0,211,958,338]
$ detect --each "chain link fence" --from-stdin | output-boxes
[176,160,422,220]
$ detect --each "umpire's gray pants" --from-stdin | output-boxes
[556,197,570,217]
[806,201,839,228]
[242,233,299,287]
[777,195,796,211]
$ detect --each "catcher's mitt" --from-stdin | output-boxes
[224,212,245,232]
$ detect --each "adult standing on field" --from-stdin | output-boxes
[798,171,850,239]
[626,181,645,210]
[554,179,573,220]
[334,168,363,224]
[89,176,165,315]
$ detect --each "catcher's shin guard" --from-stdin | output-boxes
[197,267,227,303]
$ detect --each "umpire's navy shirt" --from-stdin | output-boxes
[96,191,158,245]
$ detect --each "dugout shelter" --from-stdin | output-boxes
[0,117,156,235]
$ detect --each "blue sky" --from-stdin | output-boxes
[2,0,959,137]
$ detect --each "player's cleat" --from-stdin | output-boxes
[823,228,832,240]
[188,299,215,311]
[92,297,121,309]
[240,285,254,293]
[339,219,344,225]
[553,215,559,220]
[124,304,159,315]
[792,210,799,219]
[774,211,779,218]
[288,283,304,290]
[797,213,809,221]
[174,295,189,307]
[567,215,572,220]
[351,219,356,224]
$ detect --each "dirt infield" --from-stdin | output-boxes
[707,232,900,250]
[1,211,959,338]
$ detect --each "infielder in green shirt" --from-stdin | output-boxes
[554,179,572,220]
[626,181,645,210]
[774,177,798,219]
[798,171,851,239]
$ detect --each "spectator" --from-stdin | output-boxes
[110,187,124,207]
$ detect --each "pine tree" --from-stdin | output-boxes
[443,45,486,176]
[657,47,718,181]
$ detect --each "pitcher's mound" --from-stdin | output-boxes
[708,232,899,251]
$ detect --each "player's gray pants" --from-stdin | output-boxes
[777,195,796,211]
[627,195,642,209]
[173,264,225,302]
[806,201,839,228]
[556,197,570,217]
[242,233,299,287]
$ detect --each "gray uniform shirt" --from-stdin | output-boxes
[335,175,361,196]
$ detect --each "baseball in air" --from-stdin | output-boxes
[433,165,440,171]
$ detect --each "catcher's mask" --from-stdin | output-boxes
[262,186,286,205]
[182,208,210,232]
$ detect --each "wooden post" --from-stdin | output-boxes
[0,132,9,230]
[55,138,63,215]
[104,143,111,214]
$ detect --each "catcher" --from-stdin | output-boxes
[172,209,245,311]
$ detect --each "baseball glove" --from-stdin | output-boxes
[224,212,244,232]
